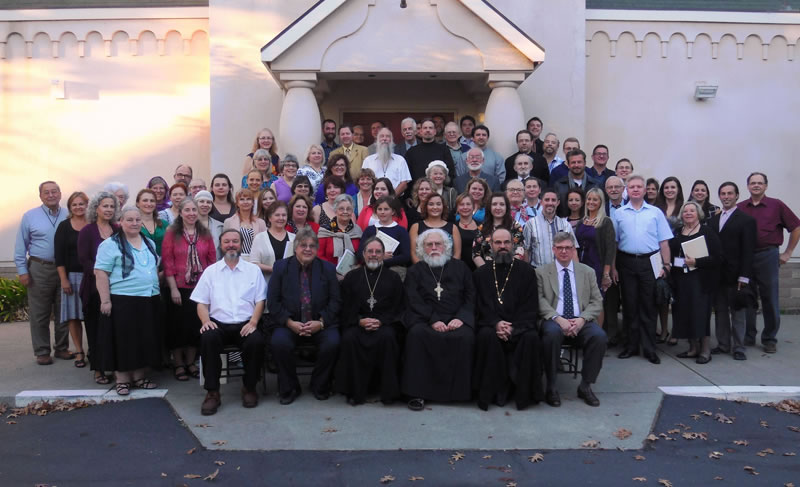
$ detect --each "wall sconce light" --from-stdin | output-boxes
[694,85,718,100]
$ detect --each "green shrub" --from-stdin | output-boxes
[0,277,28,322]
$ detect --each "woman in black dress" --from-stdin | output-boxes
[454,193,479,271]
[670,201,722,364]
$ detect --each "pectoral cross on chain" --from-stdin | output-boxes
[434,283,444,301]
[367,295,377,311]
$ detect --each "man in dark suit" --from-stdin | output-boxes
[709,182,756,360]
[268,228,341,404]
[553,149,601,217]
[536,232,607,407]
[394,117,418,158]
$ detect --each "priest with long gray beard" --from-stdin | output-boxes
[335,237,405,406]
[402,229,475,411]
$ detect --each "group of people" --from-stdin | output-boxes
[14,114,800,414]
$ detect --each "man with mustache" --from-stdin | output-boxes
[361,127,412,197]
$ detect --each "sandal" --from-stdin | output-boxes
[667,338,679,346]
[676,350,698,359]
[74,352,87,368]
[187,364,200,379]
[95,373,111,385]
[116,382,130,396]
[408,397,425,411]
[133,378,158,389]
[174,365,190,381]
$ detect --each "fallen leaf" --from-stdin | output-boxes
[6,421,16,425]
[700,410,712,416]
[322,427,338,433]
[379,475,395,484]
[714,477,723,480]
[214,461,225,466]
[484,465,512,473]
[450,452,465,462]
[667,428,681,434]
[633,478,646,482]
[682,432,708,440]
[504,411,511,416]
[786,483,795,487]
[408,476,424,481]
[690,414,702,420]
[186,447,197,455]
[788,426,800,433]
[482,455,492,459]
[506,482,517,487]
[675,423,689,429]
[756,448,774,457]
[212,440,227,446]
[161,473,167,477]
[760,420,769,428]
[658,479,673,487]
[783,452,796,456]
[709,451,724,459]
[195,423,212,428]
[528,453,544,463]
[743,466,759,476]
[733,439,749,446]
[617,446,626,452]
[614,428,633,440]
[646,434,658,442]
[204,468,219,481]
[581,440,600,448]
[184,474,203,479]
[634,455,646,461]
[715,413,734,424]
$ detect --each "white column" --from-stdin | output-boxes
[279,74,321,160]
[483,74,525,158]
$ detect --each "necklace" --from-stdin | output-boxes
[427,263,445,301]
[492,258,515,305]
[683,223,700,236]
[98,223,113,239]
[364,264,383,311]
[41,206,61,228]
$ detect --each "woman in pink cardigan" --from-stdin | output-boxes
[162,199,217,381]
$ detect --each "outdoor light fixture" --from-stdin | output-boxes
[400,0,407,8]
[694,85,718,100]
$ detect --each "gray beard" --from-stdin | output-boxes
[422,252,450,268]
[376,142,394,164]
[365,260,382,271]
[493,251,513,264]
[223,250,241,262]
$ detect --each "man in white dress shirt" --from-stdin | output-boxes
[192,229,267,415]
[361,127,412,196]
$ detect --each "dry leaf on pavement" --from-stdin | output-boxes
[160,473,167,477]
[204,469,219,481]
[667,428,680,434]
[581,440,600,448]
[214,461,225,466]
[408,476,424,481]
[528,453,544,463]
[186,447,197,455]
[184,474,203,479]
[646,434,658,442]
[715,413,733,424]
[212,440,227,446]
[379,475,395,484]
[788,426,800,433]
[632,478,646,482]
[634,455,645,461]
[783,452,796,456]
[658,479,673,487]
[614,428,633,440]
[700,410,712,416]
[733,439,749,446]
[708,451,724,459]
[450,452,465,462]
[482,455,492,459]
[760,420,769,428]
[743,466,759,475]
[322,427,338,433]
[690,414,701,420]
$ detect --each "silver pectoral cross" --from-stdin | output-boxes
[367,295,377,311]
[434,283,444,301]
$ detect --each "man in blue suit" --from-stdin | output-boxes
[269,227,341,405]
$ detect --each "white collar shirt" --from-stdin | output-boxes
[555,260,580,316]
[190,258,267,323]
[361,153,412,190]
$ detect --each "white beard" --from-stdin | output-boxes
[376,142,394,164]
[365,260,382,271]
[422,252,450,268]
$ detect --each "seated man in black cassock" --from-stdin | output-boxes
[536,232,607,407]
[335,236,405,406]
[474,228,544,411]
[269,228,341,405]
[403,228,475,411]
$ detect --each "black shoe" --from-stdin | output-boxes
[744,338,756,346]
[695,355,711,365]
[577,385,600,407]
[477,400,489,411]
[346,396,359,406]
[279,387,300,405]
[545,389,561,407]
[733,351,747,361]
[408,397,425,411]
[313,390,331,401]
[645,352,661,364]
[618,350,638,359]
[710,347,727,355]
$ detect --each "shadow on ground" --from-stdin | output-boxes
[1,395,798,486]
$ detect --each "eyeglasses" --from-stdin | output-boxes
[554,246,575,252]
[175,173,192,179]
[507,188,524,193]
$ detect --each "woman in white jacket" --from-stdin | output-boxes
[249,201,295,294]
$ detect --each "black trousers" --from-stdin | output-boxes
[473,327,544,409]
[541,320,607,387]
[617,253,658,355]
[602,282,626,346]
[270,326,340,396]
[200,319,265,392]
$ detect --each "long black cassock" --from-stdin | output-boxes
[402,259,475,402]
[473,260,544,409]
[335,265,405,404]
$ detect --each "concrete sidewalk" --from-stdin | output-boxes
[1,317,798,451]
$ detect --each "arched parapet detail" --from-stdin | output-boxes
[587,30,611,58]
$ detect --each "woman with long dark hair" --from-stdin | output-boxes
[314,153,358,204]
[472,192,524,268]
[408,193,462,264]
[357,177,408,229]
[209,173,236,223]
[688,179,720,224]
[654,176,684,345]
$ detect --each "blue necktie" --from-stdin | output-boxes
[563,268,574,319]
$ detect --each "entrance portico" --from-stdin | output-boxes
[260,0,545,159]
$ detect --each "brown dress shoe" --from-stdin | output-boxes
[201,390,221,416]
[54,350,75,360]
[36,355,54,365]
[241,387,258,408]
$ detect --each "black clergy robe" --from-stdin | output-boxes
[402,259,475,402]
[335,265,405,404]
[405,141,457,183]
[473,260,544,410]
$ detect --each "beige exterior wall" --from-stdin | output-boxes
[0,8,210,264]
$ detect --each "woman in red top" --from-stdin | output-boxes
[356,177,408,230]
[162,199,217,380]
[317,194,362,272]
